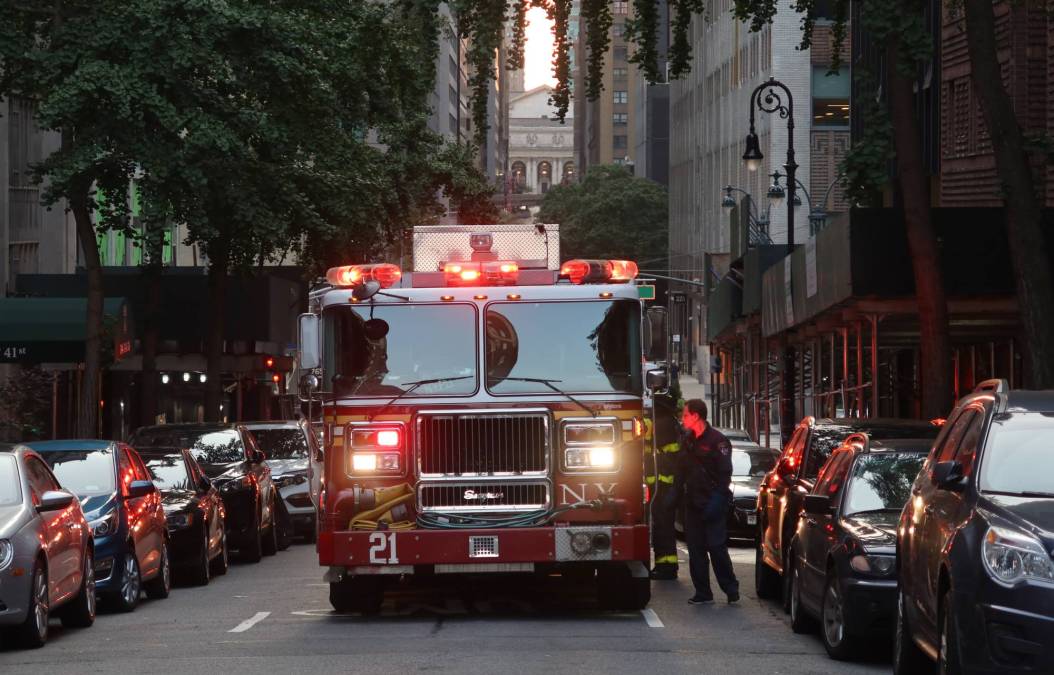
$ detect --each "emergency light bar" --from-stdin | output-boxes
[443,261,520,286]
[559,259,639,284]
[326,263,401,289]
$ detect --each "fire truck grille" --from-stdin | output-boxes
[417,413,549,477]
[418,481,550,512]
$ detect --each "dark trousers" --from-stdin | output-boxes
[685,495,739,598]
[651,483,679,566]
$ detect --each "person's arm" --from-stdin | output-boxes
[716,438,733,491]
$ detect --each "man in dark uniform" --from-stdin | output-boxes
[645,393,681,580]
[676,399,740,604]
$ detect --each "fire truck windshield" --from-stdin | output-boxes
[485,299,642,395]
[324,304,477,397]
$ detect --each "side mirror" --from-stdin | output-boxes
[646,369,668,391]
[127,480,155,499]
[197,476,213,494]
[931,460,965,490]
[298,313,320,370]
[252,449,267,463]
[803,494,831,516]
[38,490,75,512]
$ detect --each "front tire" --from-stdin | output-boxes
[60,550,96,628]
[329,576,383,615]
[12,562,49,648]
[939,590,962,675]
[755,541,779,599]
[210,527,230,576]
[241,506,264,563]
[144,541,171,599]
[111,548,141,613]
[820,574,859,660]
[262,498,279,557]
[188,527,212,586]
[893,588,931,675]
[789,563,815,634]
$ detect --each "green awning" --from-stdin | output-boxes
[0,297,132,364]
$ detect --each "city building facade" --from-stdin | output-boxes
[632,0,670,186]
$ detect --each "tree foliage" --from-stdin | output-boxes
[537,165,668,262]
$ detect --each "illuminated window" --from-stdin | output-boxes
[811,66,850,127]
[613,1,629,15]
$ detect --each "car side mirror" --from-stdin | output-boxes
[252,449,266,463]
[127,480,156,499]
[197,476,213,494]
[646,369,668,391]
[931,460,965,490]
[38,490,76,512]
[803,494,831,516]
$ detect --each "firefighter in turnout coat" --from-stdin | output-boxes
[645,393,682,580]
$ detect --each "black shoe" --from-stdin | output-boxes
[727,591,740,603]
[687,595,714,605]
[650,564,678,580]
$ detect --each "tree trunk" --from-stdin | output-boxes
[70,183,103,438]
[962,0,1054,388]
[139,227,163,427]
[887,41,953,419]
[204,242,229,422]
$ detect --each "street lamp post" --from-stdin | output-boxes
[743,77,798,446]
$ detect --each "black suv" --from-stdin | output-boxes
[130,424,278,563]
[895,380,1054,674]
[755,416,941,610]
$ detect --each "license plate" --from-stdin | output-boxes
[747,514,757,525]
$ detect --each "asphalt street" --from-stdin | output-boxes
[0,540,890,675]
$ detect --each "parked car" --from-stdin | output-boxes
[27,440,171,613]
[787,435,930,659]
[130,424,278,563]
[755,416,941,610]
[0,445,96,648]
[895,380,1054,674]
[138,448,228,585]
[244,420,320,542]
[717,427,754,444]
[728,443,780,541]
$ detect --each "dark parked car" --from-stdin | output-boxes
[729,444,780,540]
[130,424,278,563]
[138,448,228,585]
[27,440,171,613]
[1,445,95,648]
[244,420,320,542]
[895,380,1054,674]
[787,435,930,659]
[755,416,941,610]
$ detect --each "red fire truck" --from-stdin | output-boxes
[297,225,664,613]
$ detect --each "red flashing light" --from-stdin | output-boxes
[443,260,519,286]
[264,356,275,369]
[272,373,281,384]
[376,430,401,447]
[461,269,480,282]
[560,259,639,284]
[609,260,639,281]
[326,263,401,289]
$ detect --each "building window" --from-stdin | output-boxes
[612,23,625,38]
[613,90,628,104]
[613,1,629,15]
[613,112,628,125]
[511,161,527,192]
[613,67,628,79]
[613,135,627,149]
[811,66,850,127]
[449,114,458,134]
[614,47,627,62]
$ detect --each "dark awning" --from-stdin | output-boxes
[0,297,133,364]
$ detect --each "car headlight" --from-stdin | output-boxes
[219,476,254,493]
[849,554,896,577]
[564,446,618,470]
[982,525,1054,587]
[89,510,119,537]
[0,539,13,570]
[166,512,194,530]
[274,474,307,488]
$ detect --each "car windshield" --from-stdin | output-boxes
[980,412,1054,495]
[324,304,476,397]
[809,423,938,477]
[139,454,192,491]
[842,452,926,516]
[732,449,778,477]
[485,300,642,395]
[249,429,308,460]
[133,428,244,464]
[0,455,21,505]
[41,448,116,497]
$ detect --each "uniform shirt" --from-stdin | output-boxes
[675,424,733,508]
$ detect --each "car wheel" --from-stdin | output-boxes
[60,549,96,628]
[262,497,279,557]
[112,549,141,613]
[330,576,383,615]
[780,550,794,613]
[820,574,859,660]
[789,562,815,634]
[894,587,931,675]
[144,541,171,599]
[189,526,211,586]
[755,540,779,599]
[939,590,962,675]
[13,561,49,648]
[241,506,264,563]
[211,527,230,576]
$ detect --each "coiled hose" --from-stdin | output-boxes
[415,499,606,530]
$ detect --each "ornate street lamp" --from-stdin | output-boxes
[744,78,798,247]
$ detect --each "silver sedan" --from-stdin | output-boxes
[0,445,96,648]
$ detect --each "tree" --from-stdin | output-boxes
[537,165,668,262]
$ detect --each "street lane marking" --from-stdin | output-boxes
[640,608,664,628]
[229,611,270,633]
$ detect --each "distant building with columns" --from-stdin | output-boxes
[508,85,575,196]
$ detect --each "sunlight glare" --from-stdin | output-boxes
[523,7,556,89]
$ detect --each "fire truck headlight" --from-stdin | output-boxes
[350,452,401,474]
[564,446,618,470]
[352,453,378,472]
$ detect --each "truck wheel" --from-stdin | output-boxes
[329,576,383,615]
[597,564,650,611]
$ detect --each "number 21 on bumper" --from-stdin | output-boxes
[369,532,399,564]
